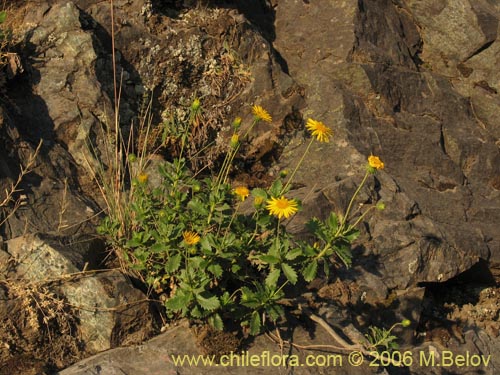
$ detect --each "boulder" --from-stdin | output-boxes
[0,233,156,369]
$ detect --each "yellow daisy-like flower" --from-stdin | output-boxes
[306,118,333,143]
[233,186,250,201]
[266,196,299,219]
[183,231,201,246]
[137,173,149,184]
[368,155,384,170]
[252,105,272,123]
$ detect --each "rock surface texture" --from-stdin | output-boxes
[274,0,500,290]
[0,0,499,374]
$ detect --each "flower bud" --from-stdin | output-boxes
[230,134,239,148]
[401,319,411,327]
[253,196,264,208]
[192,181,201,192]
[137,173,149,184]
[232,117,242,130]
[128,153,137,162]
[376,201,386,211]
[191,98,201,112]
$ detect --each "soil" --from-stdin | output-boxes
[194,325,241,360]
[419,283,500,347]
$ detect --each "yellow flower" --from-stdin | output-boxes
[252,105,272,123]
[266,196,298,219]
[233,186,250,201]
[306,118,333,143]
[183,231,201,246]
[137,173,149,184]
[368,155,384,170]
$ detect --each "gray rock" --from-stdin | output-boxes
[58,319,384,375]
[2,234,155,354]
[274,0,500,291]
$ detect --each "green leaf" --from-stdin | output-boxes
[200,236,212,252]
[302,261,318,282]
[344,229,360,242]
[326,212,339,232]
[240,287,260,308]
[165,292,192,311]
[231,264,241,273]
[251,188,267,199]
[266,304,284,322]
[0,11,6,24]
[196,293,220,311]
[285,247,302,261]
[150,243,166,253]
[269,179,283,197]
[306,218,320,233]
[256,215,271,227]
[190,305,204,318]
[265,269,281,288]
[126,237,143,248]
[334,244,353,268]
[187,199,208,215]
[323,260,330,277]
[208,313,224,331]
[281,263,298,284]
[166,253,182,273]
[207,263,223,278]
[249,311,261,335]
[215,203,231,212]
[259,255,280,265]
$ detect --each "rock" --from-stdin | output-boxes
[274,0,500,292]
[0,233,156,367]
[14,1,113,167]
[58,319,385,375]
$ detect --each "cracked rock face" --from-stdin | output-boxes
[274,0,500,292]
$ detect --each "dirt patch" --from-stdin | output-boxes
[0,282,85,375]
[419,283,500,347]
[193,324,241,360]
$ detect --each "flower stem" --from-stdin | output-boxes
[282,139,314,194]
[216,119,258,188]
[221,202,241,243]
[346,205,376,233]
[338,170,369,235]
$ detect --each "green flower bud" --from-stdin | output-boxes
[376,201,386,211]
[191,98,201,111]
[128,153,137,162]
[230,134,239,148]
[232,117,242,130]
[192,182,201,192]
[401,319,411,327]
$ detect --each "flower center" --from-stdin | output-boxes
[276,199,289,209]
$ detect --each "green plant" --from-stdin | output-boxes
[0,11,6,36]
[97,100,386,335]
[364,319,412,352]
[0,10,9,63]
